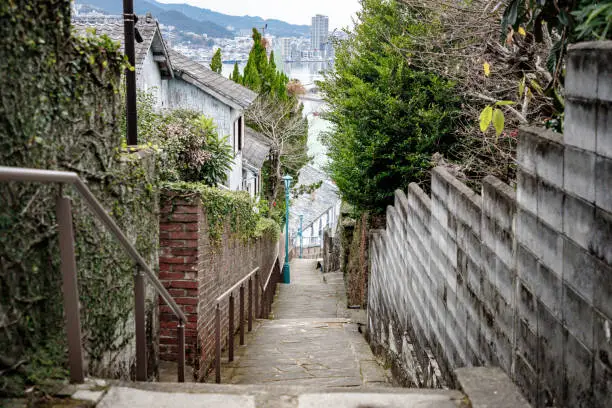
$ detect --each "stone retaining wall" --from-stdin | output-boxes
[367,41,612,407]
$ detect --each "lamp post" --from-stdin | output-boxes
[282,175,293,283]
[299,214,303,259]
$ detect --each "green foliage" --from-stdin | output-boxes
[0,0,159,395]
[574,2,612,40]
[230,62,242,83]
[501,0,612,86]
[319,0,461,212]
[210,48,223,74]
[162,182,279,244]
[479,101,514,137]
[125,92,233,186]
[241,29,289,99]
[157,110,233,185]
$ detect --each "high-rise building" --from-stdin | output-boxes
[310,14,329,55]
[280,38,292,60]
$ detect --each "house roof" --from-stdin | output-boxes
[243,127,272,171]
[168,49,258,110]
[289,166,340,236]
[72,14,172,78]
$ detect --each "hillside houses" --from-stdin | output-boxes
[72,14,262,192]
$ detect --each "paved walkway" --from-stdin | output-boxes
[219,259,390,387]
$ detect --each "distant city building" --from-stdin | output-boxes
[279,38,292,60]
[310,14,329,56]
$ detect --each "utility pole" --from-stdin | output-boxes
[123,0,138,146]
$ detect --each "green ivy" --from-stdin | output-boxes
[162,182,280,244]
[0,0,158,396]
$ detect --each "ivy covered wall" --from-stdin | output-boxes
[0,0,160,395]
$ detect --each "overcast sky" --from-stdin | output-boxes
[157,0,361,29]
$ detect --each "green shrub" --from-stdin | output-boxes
[319,0,461,212]
[157,110,233,185]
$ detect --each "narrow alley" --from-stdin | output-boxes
[218,258,389,387]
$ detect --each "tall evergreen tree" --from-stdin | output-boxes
[230,62,242,83]
[210,48,223,74]
[319,0,461,212]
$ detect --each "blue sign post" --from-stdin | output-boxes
[282,175,293,284]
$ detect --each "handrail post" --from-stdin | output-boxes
[228,294,234,362]
[177,321,185,382]
[134,267,147,381]
[248,277,253,332]
[56,196,85,384]
[255,271,260,318]
[215,304,221,383]
[239,285,245,345]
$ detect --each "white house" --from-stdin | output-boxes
[72,15,259,192]
[289,166,341,249]
[242,127,272,198]
[165,50,258,191]
[72,14,173,110]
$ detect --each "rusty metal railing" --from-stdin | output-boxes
[0,166,187,383]
[214,256,282,383]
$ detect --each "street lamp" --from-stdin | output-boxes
[282,175,293,283]
[299,214,303,259]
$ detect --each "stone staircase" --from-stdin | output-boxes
[55,259,530,407]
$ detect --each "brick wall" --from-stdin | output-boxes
[367,41,612,407]
[159,191,279,380]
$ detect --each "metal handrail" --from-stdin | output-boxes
[262,248,280,293]
[215,267,259,304]
[0,166,186,322]
[0,166,187,381]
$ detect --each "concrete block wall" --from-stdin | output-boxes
[158,191,279,380]
[367,41,612,407]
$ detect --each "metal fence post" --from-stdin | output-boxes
[134,267,147,381]
[215,304,221,383]
[228,294,234,362]
[239,285,245,345]
[177,321,185,382]
[56,196,85,384]
[255,272,260,318]
[248,277,253,332]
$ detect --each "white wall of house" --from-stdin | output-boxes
[137,49,166,110]
[165,79,232,140]
[165,78,247,190]
[243,167,258,198]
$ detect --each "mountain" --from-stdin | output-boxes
[74,0,233,38]
[74,0,310,38]
[151,1,310,37]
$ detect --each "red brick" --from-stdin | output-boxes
[171,280,198,290]
[159,272,184,280]
[175,297,198,305]
[169,213,198,222]
[169,289,185,297]
[159,306,173,314]
[160,240,185,248]
[169,231,198,240]
[184,223,200,232]
[160,223,183,232]
[160,321,178,329]
[159,256,187,264]
[168,248,198,257]
[174,205,199,214]
[160,337,177,345]
[159,263,171,271]
[170,264,197,272]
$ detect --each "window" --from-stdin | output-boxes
[234,116,244,154]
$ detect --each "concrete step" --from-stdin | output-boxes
[95,382,467,408]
